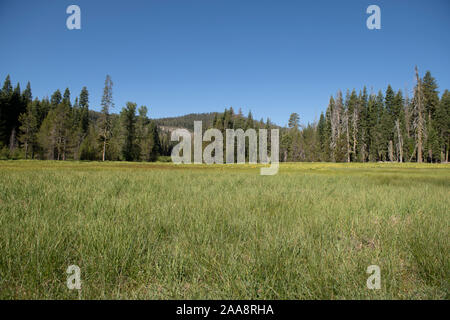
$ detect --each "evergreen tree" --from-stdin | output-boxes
[80,123,100,160]
[99,75,114,161]
[356,87,368,161]
[0,75,13,146]
[9,82,25,150]
[317,112,326,161]
[78,86,89,134]
[245,111,254,129]
[51,89,62,107]
[422,71,439,118]
[286,113,303,161]
[288,113,300,129]
[436,90,450,162]
[1,67,448,164]
[148,120,161,161]
[383,85,396,160]
[18,100,38,159]
[234,108,245,129]
[22,82,32,104]
[413,66,426,163]
[422,71,440,162]
[62,88,71,107]
[392,91,406,162]
[375,91,386,161]
[136,105,151,161]
[121,102,138,161]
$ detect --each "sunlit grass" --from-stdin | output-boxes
[0,161,448,299]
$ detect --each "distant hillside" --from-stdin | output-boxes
[154,112,280,131]
[88,110,279,132]
[154,112,218,131]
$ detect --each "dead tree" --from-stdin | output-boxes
[352,105,359,161]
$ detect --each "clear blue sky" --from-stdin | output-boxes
[0,0,449,126]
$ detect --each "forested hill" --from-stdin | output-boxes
[154,112,218,131]
[87,110,219,130]
[88,110,275,132]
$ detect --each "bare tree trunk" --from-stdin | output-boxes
[346,115,350,163]
[388,140,394,162]
[352,107,358,162]
[446,145,449,163]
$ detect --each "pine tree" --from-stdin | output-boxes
[383,85,396,161]
[51,90,62,107]
[392,90,406,162]
[18,100,38,159]
[245,111,254,129]
[235,108,244,129]
[366,93,378,161]
[0,75,13,146]
[288,113,300,129]
[413,66,425,163]
[136,105,151,161]
[9,82,25,151]
[436,90,450,162]
[422,71,439,119]
[80,123,100,160]
[121,102,138,161]
[78,87,89,132]
[62,88,71,107]
[99,75,114,161]
[317,112,326,161]
[422,71,440,162]
[286,113,303,161]
[38,109,58,159]
[22,82,32,104]
[148,120,161,161]
[35,89,74,160]
[106,115,122,161]
[36,97,51,125]
[374,91,386,161]
[54,102,73,160]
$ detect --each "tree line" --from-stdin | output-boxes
[0,75,164,161]
[201,67,449,163]
[0,67,448,163]
[312,67,449,163]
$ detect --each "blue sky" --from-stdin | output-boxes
[0,0,449,126]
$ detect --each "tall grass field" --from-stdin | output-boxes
[0,161,448,299]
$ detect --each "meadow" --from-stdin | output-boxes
[0,160,448,299]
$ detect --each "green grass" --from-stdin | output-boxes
[0,160,449,299]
